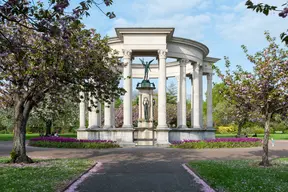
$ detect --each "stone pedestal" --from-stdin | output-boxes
[136,80,155,128]
[169,128,216,141]
[77,128,135,147]
[133,127,155,146]
[156,128,171,147]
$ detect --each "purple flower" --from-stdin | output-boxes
[30,136,116,143]
[172,138,262,145]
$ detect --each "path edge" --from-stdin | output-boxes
[182,163,215,192]
[61,161,102,192]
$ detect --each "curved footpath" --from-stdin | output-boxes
[0,141,287,192]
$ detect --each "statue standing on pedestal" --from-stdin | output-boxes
[143,97,150,121]
[140,58,154,80]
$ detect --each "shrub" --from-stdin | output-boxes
[29,137,120,149]
[216,125,237,134]
[171,138,262,149]
[0,130,9,134]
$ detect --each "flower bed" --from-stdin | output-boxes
[171,138,262,149]
[29,137,120,149]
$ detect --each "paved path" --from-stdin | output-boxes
[1,141,287,192]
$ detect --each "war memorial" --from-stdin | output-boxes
[77,27,220,146]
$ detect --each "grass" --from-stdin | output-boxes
[0,133,77,141]
[188,158,288,192]
[216,133,288,140]
[0,157,94,192]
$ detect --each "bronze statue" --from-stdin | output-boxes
[140,58,154,80]
[143,97,149,121]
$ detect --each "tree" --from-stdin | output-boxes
[31,95,78,135]
[0,1,125,163]
[245,0,288,44]
[166,82,177,104]
[218,32,288,166]
[214,62,255,136]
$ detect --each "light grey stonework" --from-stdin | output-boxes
[77,28,220,145]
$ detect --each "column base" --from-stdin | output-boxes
[78,126,86,130]
[103,125,113,129]
[156,125,168,129]
[191,126,202,129]
[88,125,100,129]
[156,128,171,146]
[122,125,134,128]
[177,125,187,129]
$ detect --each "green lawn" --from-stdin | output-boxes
[0,157,94,192]
[189,158,288,192]
[216,133,288,140]
[0,133,77,141]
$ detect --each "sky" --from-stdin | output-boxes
[75,0,287,100]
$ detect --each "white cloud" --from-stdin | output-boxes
[132,0,205,17]
[107,13,211,40]
[213,1,287,46]
[106,0,212,40]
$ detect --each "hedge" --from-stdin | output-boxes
[29,137,120,149]
[171,138,262,149]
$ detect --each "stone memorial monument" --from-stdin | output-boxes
[77,27,221,147]
[134,59,156,145]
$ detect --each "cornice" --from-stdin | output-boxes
[170,37,209,57]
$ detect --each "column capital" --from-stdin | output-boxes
[158,49,168,59]
[122,49,132,59]
[179,59,189,66]
[194,63,200,70]
[207,73,213,80]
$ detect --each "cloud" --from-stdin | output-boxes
[106,0,212,40]
[107,13,211,40]
[213,1,287,47]
[131,0,206,17]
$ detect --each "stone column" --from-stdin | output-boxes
[207,73,213,129]
[122,49,133,128]
[189,74,194,128]
[176,75,182,127]
[88,94,101,129]
[111,100,115,128]
[157,49,168,129]
[193,63,201,129]
[96,102,102,128]
[199,65,203,128]
[179,59,188,128]
[79,92,86,129]
[104,102,112,128]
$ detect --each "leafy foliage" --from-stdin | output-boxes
[0,0,123,163]
[245,0,288,44]
[216,31,288,166]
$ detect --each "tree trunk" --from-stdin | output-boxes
[237,119,246,136]
[259,112,272,167]
[45,119,52,136]
[12,100,34,163]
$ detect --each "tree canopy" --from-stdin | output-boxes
[0,0,124,163]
